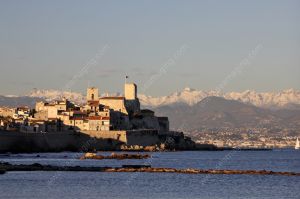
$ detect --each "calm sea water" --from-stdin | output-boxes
[0,150,300,199]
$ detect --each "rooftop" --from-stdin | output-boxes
[100,96,125,100]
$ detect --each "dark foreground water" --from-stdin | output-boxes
[0,150,300,199]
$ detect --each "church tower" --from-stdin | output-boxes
[87,87,99,101]
[124,83,137,100]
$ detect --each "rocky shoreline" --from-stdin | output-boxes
[1,162,299,176]
[80,152,151,160]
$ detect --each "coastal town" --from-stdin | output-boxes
[1,84,299,149]
[0,83,169,133]
[1,83,299,149]
[190,128,299,149]
[0,82,197,152]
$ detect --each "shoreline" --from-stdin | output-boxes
[1,162,299,176]
[0,148,274,154]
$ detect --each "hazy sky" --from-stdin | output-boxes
[0,0,299,96]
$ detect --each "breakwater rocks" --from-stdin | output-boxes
[1,162,300,176]
[0,169,6,174]
[106,167,300,176]
[80,153,151,160]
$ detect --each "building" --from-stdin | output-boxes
[0,107,16,118]
[88,116,110,131]
[124,83,137,100]
[16,107,30,119]
[87,87,99,101]
[10,82,169,133]
[34,105,58,120]
[99,96,128,114]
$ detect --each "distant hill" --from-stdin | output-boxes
[153,96,300,131]
[0,96,43,108]
[139,88,300,110]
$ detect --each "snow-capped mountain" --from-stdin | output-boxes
[26,89,121,105]
[139,88,300,109]
[138,88,220,107]
[28,89,86,105]
[224,89,300,109]
[1,88,299,110]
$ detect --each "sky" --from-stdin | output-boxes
[0,0,299,96]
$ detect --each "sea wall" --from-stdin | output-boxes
[0,129,203,152]
[126,130,160,146]
[0,129,161,153]
[81,129,161,147]
[0,130,123,153]
[81,130,127,143]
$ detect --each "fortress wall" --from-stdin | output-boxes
[126,130,160,146]
[99,98,128,114]
[81,130,127,143]
[81,130,161,147]
[0,129,162,152]
[0,131,24,152]
[0,131,79,152]
[0,130,125,152]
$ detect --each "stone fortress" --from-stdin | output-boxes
[0,83,209,152]
[32,82,169,133]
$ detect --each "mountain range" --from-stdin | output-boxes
[139,88,300,110]
[1,88,300,131]
[153,96,300,130]
[6,87,300,110]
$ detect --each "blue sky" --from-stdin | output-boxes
[0,0,299,96]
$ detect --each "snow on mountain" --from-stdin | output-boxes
[139,88,300,109]
[138,87,219,107]
[28,89,86,104]
[26,89,122,105]
[2,88,299,110]
[224,89,300,108]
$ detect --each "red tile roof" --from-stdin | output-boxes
[100,97,125,100]
[73,111,87,115]
[88,116,110,120]
[88,116,101,120]
[87,100,99,106]
[17,107,30,110]
[70,117,87,120]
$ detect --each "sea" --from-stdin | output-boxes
[0,150,299,199]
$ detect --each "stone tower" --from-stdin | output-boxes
[87,87,99,101]
[124,83,137,100]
